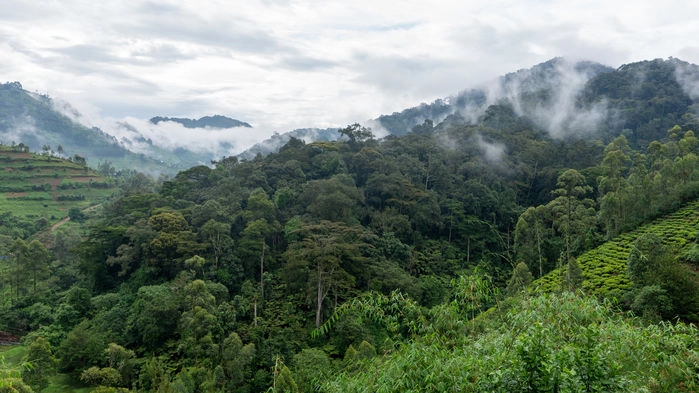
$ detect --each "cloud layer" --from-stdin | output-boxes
[2,0,699,139]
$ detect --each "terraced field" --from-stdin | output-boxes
[535,199,699,299]
[0,146,117,226]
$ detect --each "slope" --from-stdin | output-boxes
[0,144,117,235]
[534,199,699,298]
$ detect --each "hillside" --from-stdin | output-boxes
[245,58,699,157]
[0,144,117,237]
[535,199,699,300]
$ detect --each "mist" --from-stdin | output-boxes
[107,118,268,158]
[481,58,612,139]
[673,59,699,101]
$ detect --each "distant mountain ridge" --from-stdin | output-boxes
[3,57,699,174]
[149,115,251,129]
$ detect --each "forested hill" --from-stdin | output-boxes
[2,116,698,391]
[1,57,698,393]
[376,57,699,145]
[242,57,699,156]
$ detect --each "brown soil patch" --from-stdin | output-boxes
[0,330,20,345]
[4,167,12,172]
[6,192,28,197]
[70,176,99,182]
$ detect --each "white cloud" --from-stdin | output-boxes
[1,0,699,142]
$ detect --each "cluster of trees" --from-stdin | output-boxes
[0,111,697,391]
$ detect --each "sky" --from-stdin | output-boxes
[2,0,699,142]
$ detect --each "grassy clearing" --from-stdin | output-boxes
[0,345,25,371]
[43,373,92,393]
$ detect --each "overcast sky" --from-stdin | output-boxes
[2,0,699,138]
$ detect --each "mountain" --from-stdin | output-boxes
[244,57,692,156]
[0,82,181,175]
[0,82,258,175]
[373,57,699,148]
[2,57,699,174]
[149,115,251,129]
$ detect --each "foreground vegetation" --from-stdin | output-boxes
[322,292,698,393]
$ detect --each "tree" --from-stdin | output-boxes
[549,169,594,267]
[275,365,298,393]
[126,284,180,350]
[292,348,332,393]
[566,257,583,292]
[26,240,50,294]
[506,262,534,295]
[68,207,87,223]
[146,212,203,278]
[514,205,553,277]
[218,332,255,389]
[9,238,29,299]
[284,221,374,327]
[338,123,374,149]
[597,136,632,238]
[21,337,57,391]
[104,343,136,387]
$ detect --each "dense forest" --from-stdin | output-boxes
[1,58,699,392]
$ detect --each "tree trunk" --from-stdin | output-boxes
[253,295,258,327]
[316,263,323,328]
[260,238,265,299]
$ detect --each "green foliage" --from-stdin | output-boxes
[274,365,298,393]
[322,293,698,393]
[291,348,332,393]
[20,337,56,391]
[126,284,180,350]
[57,320,105,374]
[506,262,534,295]
[80,366,121,387]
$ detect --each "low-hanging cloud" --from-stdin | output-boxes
[105,117,270,162]
[673,59,699,101]
[481,58,612,138]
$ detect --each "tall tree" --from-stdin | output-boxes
[26,240,50,294]
[284,221,374,327]
[549,169,594,266]
[9,238,29,298]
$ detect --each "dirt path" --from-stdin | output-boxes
[49,203,103,232]
[50,216,70,232]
